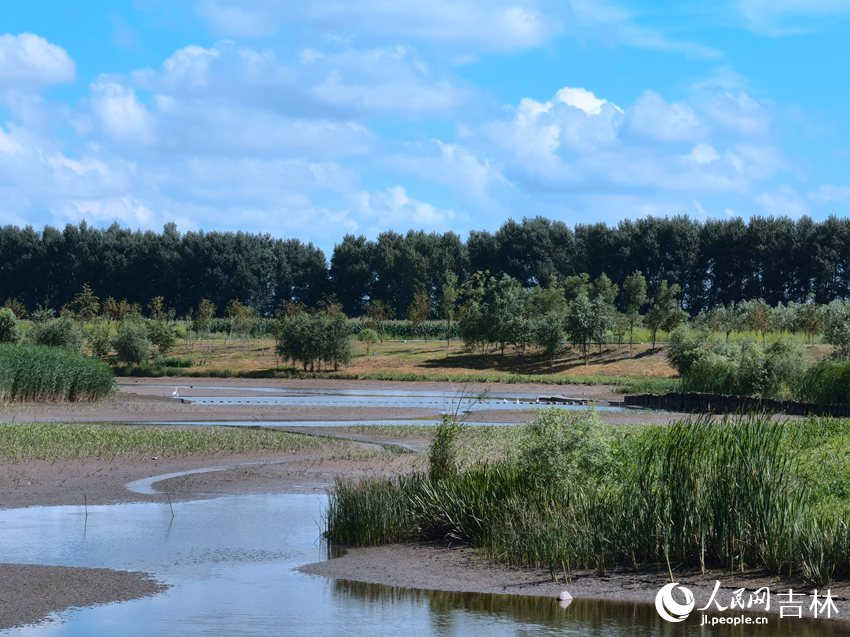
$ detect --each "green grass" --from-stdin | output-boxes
[0,344,114,402]
[0,422,354,461]
[326,413,850,587]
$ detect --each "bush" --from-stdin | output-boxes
[88,320,113,359]
[429,415,461,481]
[0,343,114,401]
[798,360,850,406]
[31,317,83,352]
[113,321,151,365]
[518,409,612,488]
[147,320,177,354]
[0,308,21,343]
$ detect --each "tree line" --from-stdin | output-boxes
[3,214,850,318]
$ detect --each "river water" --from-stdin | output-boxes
[0,494,845,636]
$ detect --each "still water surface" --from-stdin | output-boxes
[0,495,845,636]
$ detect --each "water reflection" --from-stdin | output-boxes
[0,495,846,636]
[334,580,850,636]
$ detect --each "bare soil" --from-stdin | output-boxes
[0,563,166,631]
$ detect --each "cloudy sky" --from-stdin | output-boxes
[2,1,849,252]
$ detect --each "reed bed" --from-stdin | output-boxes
[0,423,350,461]
[0,344,114,402]
[326,412,850,586]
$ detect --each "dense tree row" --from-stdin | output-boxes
[3,214,850,317]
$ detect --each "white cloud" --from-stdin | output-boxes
[199,0,559,52]
[0,33,75,86]
[0,127,23,155]
[91,80,157,145]
[481,84,782,198]
[735,0,850,35]
[566,0,720,58]
[756,186,809,216]
[349,186,458,233]
[625,91,703,142]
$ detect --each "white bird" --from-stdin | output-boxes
[172,387,179,398]
[502,398,508,404]
[515,398,520,405]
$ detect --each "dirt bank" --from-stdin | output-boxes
[0,563,166,630]
[301,543,850,624]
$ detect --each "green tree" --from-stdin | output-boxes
[0,308,21,343]
[31,317,84,352]
[3,298,26,319]
[441,271,458,346]
[358,328,379,355]
[72,283,100,321]
[622,270,647,350]
[644,280,686,350]
[193,298,216,348]
[366,300,393,343]
[408,291,430,340]
[113,321,151,365]
[565,292,597,364]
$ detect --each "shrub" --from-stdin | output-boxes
[31,317,83,352]
[0,343,114,401]
[88,320,113,359]
[357,328,379,355]
[798,360,850,406]
[113,321,151,365]
[147,320,177,354]
[429,415,461,481]
[518,409,612,488]
[0,308,21,343]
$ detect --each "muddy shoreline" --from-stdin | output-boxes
[0,563,166,631]
[2,377,836,630]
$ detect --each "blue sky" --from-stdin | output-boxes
[2,1,850,254]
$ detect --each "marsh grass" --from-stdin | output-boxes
[0,344,114,402]
[326,412,850,587]
[0,423,353,461]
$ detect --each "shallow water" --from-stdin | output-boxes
[0,495,845,636]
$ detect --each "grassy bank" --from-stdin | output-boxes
[0,344,114,402]
[326,412,850,587]
[0,423,352,461]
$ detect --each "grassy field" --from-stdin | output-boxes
[326,413,850,587]
[0,423,359,461]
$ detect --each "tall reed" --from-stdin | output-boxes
[0,344,114,402]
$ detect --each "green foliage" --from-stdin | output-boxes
[798,360,850,405]
[0,344,113,401]
[357,328,378,355]
[31,317,84,352]
[146,320,177,354]
[276,308,352,371]
[88,319,113,359]
[518,410,612,488]
[429,415,462,481]
[669,327,805,397]
[113,320,151,365]
[327,415,850,585]
[824,300,850,357]
[0,307,21,343]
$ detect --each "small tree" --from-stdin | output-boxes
[565,292,597,364]
[408,291,430,340]
[645,280,686,349]
[88,320,113,360]
[441,271,458,346]
[622,270,647,350]
[0,308,21,343]
[147,320,177,355]
[3,298,27,319]
[72,283,101,321]
[358,328,379,355]
[113,321,151,365]
[429,414,461,481]
[31,317,84,352]
[366,300,393,343]
[193,298,216,349]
